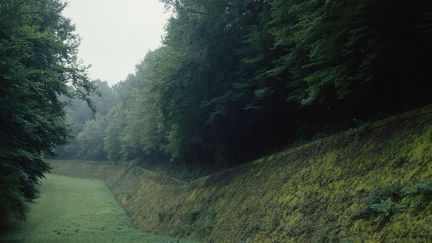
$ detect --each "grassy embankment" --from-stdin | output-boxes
[0,174,189,243]
[50,105,432,242]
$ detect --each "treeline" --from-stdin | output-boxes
[0,0,94,224]
[54,80,118,160]
[57,0,432,170]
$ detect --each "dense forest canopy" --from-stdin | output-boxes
[0,0,95,224]
[54,0,432,174]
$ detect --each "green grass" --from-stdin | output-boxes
[0,174,189,243]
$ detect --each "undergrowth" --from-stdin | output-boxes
[354,181,432,229]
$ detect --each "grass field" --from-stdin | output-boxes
[0,174,188,243]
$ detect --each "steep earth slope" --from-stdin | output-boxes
[51,105,432,242]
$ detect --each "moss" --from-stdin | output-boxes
[49,104,432,242]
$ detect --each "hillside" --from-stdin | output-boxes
[50,105,432,242]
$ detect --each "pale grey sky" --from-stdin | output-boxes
[63,0,170,85]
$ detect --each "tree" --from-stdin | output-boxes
[76,115,108,160]
[48,0,432,175]
[270,0,432,121]
[53,80,119,159]
[0,0,94,224]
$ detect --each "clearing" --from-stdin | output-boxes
[0,174,187,243]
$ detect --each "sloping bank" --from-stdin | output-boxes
[50,105,432,242]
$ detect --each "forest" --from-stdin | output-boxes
[1,0,432,231]
[55,0,432,171]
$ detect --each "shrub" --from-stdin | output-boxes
[353,181,432,228]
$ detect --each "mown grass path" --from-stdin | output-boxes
[1,174,188,243]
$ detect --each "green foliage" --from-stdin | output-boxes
[354,181,432,228]
[76,115,108,160]
[52,80,118,160]
[356,185,404,221]
[103,107,127,162]
[125,0,432,169]
[55,0,432,172]
[270,0,432,112]
[0,0,95,224]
